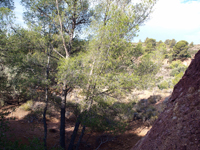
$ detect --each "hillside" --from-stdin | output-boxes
[1,39,199,149]
[132,50,200,150]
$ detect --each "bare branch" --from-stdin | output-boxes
[56,0,70,58]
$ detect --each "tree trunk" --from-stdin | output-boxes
[43,87,48,150]
[76,125,85,150]
[60,84,67,149]
[43,40,50,150]
[68,115,81,150]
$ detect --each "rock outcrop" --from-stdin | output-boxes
[132,50,200,150]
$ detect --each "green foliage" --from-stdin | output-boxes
[144,37,149,43]
[164,39,170,45]
[1,0,158,146]
[169,39,176,48]
[134,42,144,58]
[71,39,87,55]
[172,72,184,85]
[158,81,170,90]
[82,99,136,133]
[189,41,194,47]
[169,60,184,69]
[57,52,88,87]
[134,54,161,90]
[0,0,14,10]
[169,60,187,76]
[145,42,153,53]
[172,40,190,60]
[0,7,15,32]
[157,40,163,45]
[157,42,167,57]
[144,38,156,53]
[145,38,156,47]
[20,100,33,111]
[189,49,198,58]
[135,54,159,76]
[170,67,186,76]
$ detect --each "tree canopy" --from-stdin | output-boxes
[172,40,190,60]
[0,0,158,149]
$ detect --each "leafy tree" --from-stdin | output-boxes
[134,42,144,58]
[21,0,94,148]
[158,80,170,90]
[172,40,190,60]
[189,41,194,47]
[134,54,160,89]
[144,38,156,53]
[172,72,184,86]
[164,39,170,45]
[1,0,158,149]
[145,37,149,43]
[169,39,176,48]
[58,0,157,149]
[145,42,153,53]
[157,40,163,45]
[0,0,14,10]
[145,38,156,47]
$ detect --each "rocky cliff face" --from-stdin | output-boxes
[132,50,200,150]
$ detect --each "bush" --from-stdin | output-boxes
[172,40,190,60]
[169,39,176,48]
[169,60,183,69]
[172,72,184,85]
[169,60,187,76]
[164,39,170,45]
[134,42,144,58]
[145,38,156,47]
[189,42,194,47]
[144,38,156,53]
[147,95,162,104]
[170,67,186,76]
[135,54,159,76]
[158,81,169,90]
[189,50,198,58]
[20,100,33,111]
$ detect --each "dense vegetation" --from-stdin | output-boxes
[0,0,196,149]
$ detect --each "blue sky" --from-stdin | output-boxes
[14,0,200,44]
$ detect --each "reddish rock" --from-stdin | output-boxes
[132,50,200,150]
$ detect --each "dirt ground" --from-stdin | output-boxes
[1,105,151,150]
[1,91,170,150]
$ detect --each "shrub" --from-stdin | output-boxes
[169,39,176,48]
[169,60,183,69]
[147,95,162,104]
[164,39,170,45]
[158,81,169,90]
[189,42,194,47]
[189,50,198,58]
[145,38,156,47]
[172,40,190,60]
[169,60,187,76]
[134,42,144,58]
[135,54,159,76]
[20,100,33,111]
[170,67,186,76]
[172,72,184,85]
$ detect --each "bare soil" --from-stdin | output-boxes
[1,89,171,150]
[2,103,150,150]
